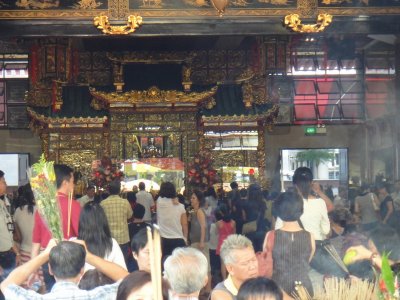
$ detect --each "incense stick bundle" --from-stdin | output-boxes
[313,277,377,300]
[147,225,163,300]
[67,191,72,238]
[292,281,313,300]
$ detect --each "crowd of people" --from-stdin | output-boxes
[1,164,400,300]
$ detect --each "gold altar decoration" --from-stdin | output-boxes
[182,65,192,92]
[90,86,217,108]
[93,15,143,35]
[284,13,333,33]
[211,150,251,168]
[242,83,253,109]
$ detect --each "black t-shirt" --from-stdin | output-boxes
[129,222,148,241]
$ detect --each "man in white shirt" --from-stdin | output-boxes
[77,186,95,207]
[135,182,154,222]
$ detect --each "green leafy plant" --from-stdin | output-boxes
[378,252,398,300]
[29,154,63,241]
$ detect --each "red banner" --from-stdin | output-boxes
[29,44,39,86]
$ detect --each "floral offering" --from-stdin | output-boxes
[188,153,218,187]
[91,156,124,192]
[29,154,63,241]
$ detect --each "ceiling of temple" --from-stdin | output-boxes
[0,0,400,37]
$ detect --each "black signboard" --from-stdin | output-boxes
[7,105,29,129]
[6,80,28,103]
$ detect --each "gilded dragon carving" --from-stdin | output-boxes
[89,86,217,107]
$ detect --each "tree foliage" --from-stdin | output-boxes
[296,150,334,168]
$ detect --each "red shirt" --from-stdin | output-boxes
[32,192,81,248]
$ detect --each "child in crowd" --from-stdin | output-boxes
[215,204,236,279]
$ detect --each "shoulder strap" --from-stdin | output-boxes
[298,218,305,229]
[266,230,275,252]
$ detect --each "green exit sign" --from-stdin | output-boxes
[305,126,317,135]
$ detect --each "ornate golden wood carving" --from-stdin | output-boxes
[284,13,333,33]
[94,14,143,35]
[298,0,317,17]
[26,81,53,107]
[109,0,119,19]
[242,82,253,109]
[74,0,103,9]
[52,80,65,111]
[90,86,217,108]
[257,123,269,188]
[1,5,400,19]
[40,133,50,158]
[212,150,248,168]
[202,104,279,123]
[106,52,196,63]
[59,150,97,169]
[28,107,108,127]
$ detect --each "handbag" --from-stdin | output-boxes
[256,230,275,278]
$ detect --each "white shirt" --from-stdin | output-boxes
[275,197,330,240]
[0,199,13,252]
[156,197,186,239]
[70,237,127,271]
[14,205,36,253]
[77,195,94,207]
[136,190,155,222]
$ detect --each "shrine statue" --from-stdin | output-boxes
[142,137,162,158]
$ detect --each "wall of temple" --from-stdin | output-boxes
[265,124,366,190]
[0,129,42,164]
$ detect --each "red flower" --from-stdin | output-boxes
[379,279,387,292]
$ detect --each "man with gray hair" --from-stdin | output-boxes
[211,234,258,300]
[164,247,208,299]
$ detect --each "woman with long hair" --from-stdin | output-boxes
[189,189,211,292]
[14,183,44,291]
[77,202,127,271]
[14,184,35,265]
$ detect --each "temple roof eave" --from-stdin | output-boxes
[202,104,280,125]
[27,107,108,128]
